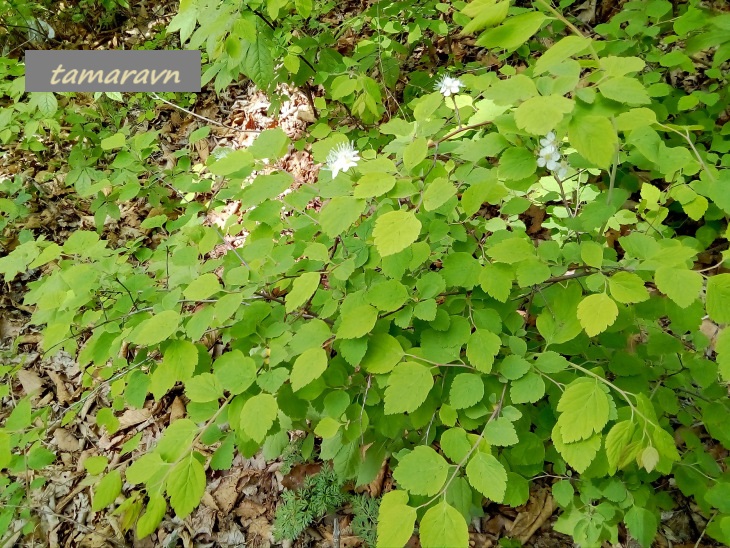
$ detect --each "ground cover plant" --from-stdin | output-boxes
[1,0,730,546]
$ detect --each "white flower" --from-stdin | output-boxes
[537,148,561,170]
[326,141,360,178]
[540,132,557,148]
[435,75,464,97]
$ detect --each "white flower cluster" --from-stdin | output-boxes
[326,141,360,178]
[435,75,464,97]
[537,132,568,179]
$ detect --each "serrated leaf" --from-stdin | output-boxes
[608,272,649,304]
[320,196,365,237]
[423,178,457,211]
[241,394,278,442]
[654,267,702,308]
[361,333,403,374]
[101,132,125,150]
[484,417,519,446]
[476,11,546,50]
[373,210,421,257]
[393,446,449,496]
[557,379,610,442]
[185,373,224,402]
[479,263,513,302]
[384,361,433,414]
[213,351,256,394]
[534,36,592,75]
[577,293,618,337]
[568,115,618,168]
[286,272,320,312]
[599,77,651,105]
[337,304,378,339]
[605,420,635,475]
[183,273,221,301]
[466,452,507,502]
[552,423,601,473]
[291,347,328,391]
[129,310,181,347]
[420,502,469,548]
[466,329,502,373]
[166,455,206,518]
[514,95,574,135]
[151,339,198,399]
[92,470,122,511]
[510,372,545,404]
[625,507,658,548]
[706,274,730,324]
[449,373,484,409]
[403,137,428,171]
[136,493,166,539]
[376,491,416,548]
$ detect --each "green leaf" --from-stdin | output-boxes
[441,428,472,462]
[367,280,409,312]
[557,379,610,442]
[129,310,181,347]
[461,0,509,34]
[466,329,502,373]
[605,420,635,474]
[373,210,422,257]
[291,347,328,391]
[498,147,537,181]
[209,149,254,176]
[514,95,574,135]
[580,241,604,269]
[295,0,312,17]
[466,452,508,502]
[706,274,730,324]
[184,272,221,301]
[484,417,519,446]
[320,197,365,237]
[101,132,125,150]
[403,137,428,171]
[420,502,469,548]
[510,372,545,404]
[598,77,651,105]
[136,493,166,539]
[476,12,546,50]
[167,455,206,518]
[314,416,341,438]
[487,236,534,263]
[384,361,434,414]
[354,172,396,198]
[151,340,198,399]
[92,470,122,511]
[624,507,658,548]
[285,272,320,313]
[393,446,449,496]
[337,304,378,339]
[241,394,278,442]
[568,115,618,168]
[449,373,484,410]
[552,423,601,473]
[534,36,592,75]
[84,455,109,475]
[376,491,416,548]
[213,351,257,394]
[608,272,649,304]
[185,373,224,403]
[248,128,290,160]
[577,293,618,337]
[479,263,513,302]
[654,267,702,308]
[241,33,274,89]
[361,334,404,374]
[423,178,457,211]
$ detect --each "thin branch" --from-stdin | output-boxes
[150,92,261,135]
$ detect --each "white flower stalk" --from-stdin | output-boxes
[435,75,464,97]
[326,141,360,178]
